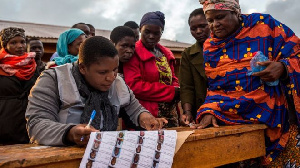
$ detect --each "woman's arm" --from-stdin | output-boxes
[25,70,75,146]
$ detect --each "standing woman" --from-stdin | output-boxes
[47,28,86,68]
[110,26,141,130]
[124,11,180,127]
[110,26,136,79]
[195,0,300,166]
[0,27,38,144]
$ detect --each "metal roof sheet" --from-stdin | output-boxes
[0,20,191,49]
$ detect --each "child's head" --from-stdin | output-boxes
[124,21,140,41]
[27,37,44,60]
[79,36,119,92]
[110,26,136,63]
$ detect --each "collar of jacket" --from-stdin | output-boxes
[190,42,203,56]
[135,40,175,61]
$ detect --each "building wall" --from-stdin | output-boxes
[42,43,56,62]
[173,51,182,80]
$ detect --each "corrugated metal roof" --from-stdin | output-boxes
[0,20,191,49]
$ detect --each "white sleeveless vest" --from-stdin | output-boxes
[54,63,130,128]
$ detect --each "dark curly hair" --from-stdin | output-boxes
[86,24,95,29]
[188,8,205,25]
[26,37,40,43]
[110,26,135,44]
[71,22,86,28]
[79,36,118,67]
[124,21,139,29]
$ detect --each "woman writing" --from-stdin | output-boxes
[124,11,180,128]
[0,27,38,144]
[194,0,300,166]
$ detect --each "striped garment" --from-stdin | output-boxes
[197,13,300,164]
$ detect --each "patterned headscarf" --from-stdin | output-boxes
[0,27,26,48]
[140,11,165,30]
[199,0,241,16]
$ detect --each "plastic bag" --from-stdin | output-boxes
[246,51,279,86]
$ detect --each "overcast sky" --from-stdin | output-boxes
[0,0,299,44]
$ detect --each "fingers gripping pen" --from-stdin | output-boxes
[80,110,96,141]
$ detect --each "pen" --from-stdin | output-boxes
[80,110,96,141]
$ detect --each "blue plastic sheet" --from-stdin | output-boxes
[247,51,279,86]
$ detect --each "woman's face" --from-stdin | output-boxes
[134,154,139,163]
[90,150,96,159]
[119,132,124,138]
[115,36,135,63]
[155,152,160,159]
[96,133,101,140]
[157,143,161,151]
[6,36,26,56]
[189,14,210,44]
[138,137,143,144]
[205,10,240,39]
[136,145,141,153]
[68,34,86,56]
[93,141,100,149]
[140,24,162,50]
[114,147,120,155]
[111,157,117,165]
[79,56,119,92]
[86,160,93,168]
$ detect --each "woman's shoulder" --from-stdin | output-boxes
[110,75,131,105]
[134,41,154,61]
[242,13,280,28]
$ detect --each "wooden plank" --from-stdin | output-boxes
[172,128,266,168]
[27,160,81,168]
[0,124,267,168]
[169,124,267,142]
[0,145,84,168]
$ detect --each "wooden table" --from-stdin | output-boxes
[171,124,267,168]
[0,124,267,168]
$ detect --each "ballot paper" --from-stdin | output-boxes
[80,130,177,168]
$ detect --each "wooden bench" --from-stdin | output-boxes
[0,124,267,168]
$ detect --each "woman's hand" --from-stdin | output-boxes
[139,112,168,130]
[180,111,195,126]
[67,124,99,146]
[252,61,286,82]
[190,114,219,129]
[45,61,56,69]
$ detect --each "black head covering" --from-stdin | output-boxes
[140,11,165,30]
